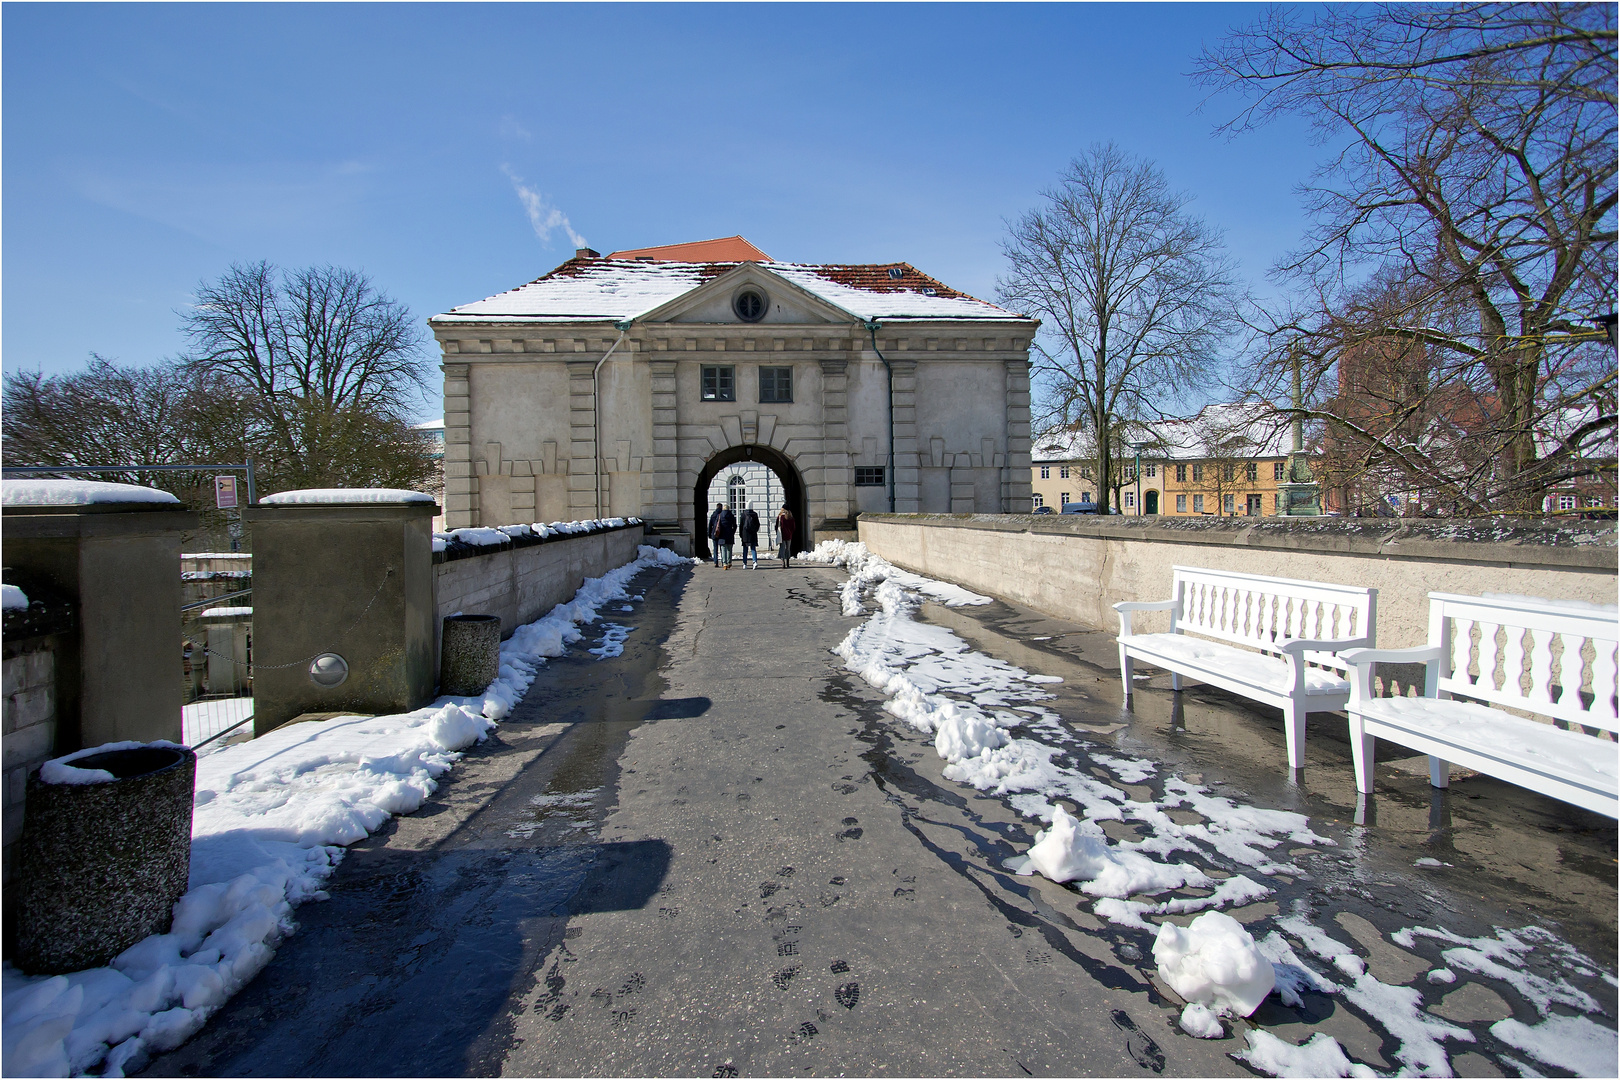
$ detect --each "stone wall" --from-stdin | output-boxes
[432,522,647,656]
[3,635,62,890]
[856,514,1617,649]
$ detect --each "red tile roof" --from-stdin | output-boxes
[606,236,772,262]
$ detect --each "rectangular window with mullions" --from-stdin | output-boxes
[854,466,886,486]
[758,366,792,403]
[701,365,735,402]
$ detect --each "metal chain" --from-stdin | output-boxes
[191,567,395,671]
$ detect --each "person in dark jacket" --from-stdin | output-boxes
[738,505,761,569]
[775,507,795,568]
[714,505,738,569]
[707,503,725,567]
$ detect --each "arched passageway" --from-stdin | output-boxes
[1144,489,1159,515]
[693,445,807,560]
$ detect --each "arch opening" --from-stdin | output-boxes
[693,444,808,560]
[1144,489,1159,515]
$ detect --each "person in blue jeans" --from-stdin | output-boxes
[707,503,725,566]
[714,505,737,568]
[738,505,761,568]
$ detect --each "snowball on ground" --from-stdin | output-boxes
[1,543,692,1079]
[259,488,435,505]
[933,713,1007,762]
[1154,911,1275,1017]
[2,480,181,507]
[1178,1002,1224,1039]
[2,584,29,610]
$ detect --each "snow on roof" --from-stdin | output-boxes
[200,606,253,618]
[412,418,445,431]
[433,256,1029,325]
[1033,403,1293,462]
[2,479,182,508]
[260,488,436,505]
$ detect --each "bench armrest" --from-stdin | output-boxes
[1114,599,1178,638]
[1278,637,1375,656]
[1341,645,1443,705]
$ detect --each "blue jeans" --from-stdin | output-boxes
[719,543,734,567]
[741,543,758,566]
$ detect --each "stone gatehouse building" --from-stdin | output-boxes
[429,238,1037,555]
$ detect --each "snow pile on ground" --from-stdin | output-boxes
[433,517,640,553]
[824,550,1619,1078]
[1154,912,1275,1017]
[2,583,29,610]
[799,539,991,615]
[1,543,690,1078]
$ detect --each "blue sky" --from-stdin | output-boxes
[3,3,1320,420]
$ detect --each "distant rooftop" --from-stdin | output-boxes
[606,235,771,262]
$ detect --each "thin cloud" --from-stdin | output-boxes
[501,165,584,250]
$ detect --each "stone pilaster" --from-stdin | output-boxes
[566,360,599,518]
[1004,359,1033,512]
[647,359,680,524]
[889,359,920,512]
[442,362,475,528]
[819,359,852,520]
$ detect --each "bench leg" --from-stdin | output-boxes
[1171,672,1183,692]
[1284,703,1306,769]
[1428,756,1450,789]
[1349,713,1375,795]
[1119,646,1134,701]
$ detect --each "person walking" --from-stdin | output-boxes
[715,504,738,569]
[738,504,761,569]
[707,503,725,567]
[775,506,795,568]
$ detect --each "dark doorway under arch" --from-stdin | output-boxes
[1144,489,1159,515]
[693,444,808,560]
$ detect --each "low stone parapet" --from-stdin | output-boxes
[856,513,1617,649]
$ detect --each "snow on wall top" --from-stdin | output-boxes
[433,257,1031,324]
[260,488,436,505]
[2,479,182,508]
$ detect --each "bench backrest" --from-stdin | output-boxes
[1429,592,1620,734]
[1171,565,1376,670]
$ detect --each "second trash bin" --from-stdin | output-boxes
[440,614,501,696]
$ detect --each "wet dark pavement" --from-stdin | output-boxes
[140,559,1616,1078]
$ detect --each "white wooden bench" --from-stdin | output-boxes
[1343,593,1619,818]
[1116,566,1377,769]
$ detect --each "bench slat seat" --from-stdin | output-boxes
[1344,592,1619,819]
[1119,634,1351,697]
[1116,566,1377,769]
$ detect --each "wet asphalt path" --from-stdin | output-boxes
[140,557,1616,1078]
[140,560,1242,1078]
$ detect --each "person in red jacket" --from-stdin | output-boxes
[775,506,795,568]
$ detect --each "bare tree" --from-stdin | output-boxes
[1199,3,1617,512]
[181,261,431,490]
[998,144,1244,513]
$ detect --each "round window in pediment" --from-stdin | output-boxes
[733,287,768,323]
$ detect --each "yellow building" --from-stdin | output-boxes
[1031,403,1291,517]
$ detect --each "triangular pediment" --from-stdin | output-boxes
[638,264,856,326]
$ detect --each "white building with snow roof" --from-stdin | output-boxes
[428,238,1038,554]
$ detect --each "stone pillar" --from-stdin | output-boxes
[200,610,251,696]
[244,492,437,736]
[442,362,476,529]
[2,482,196,752]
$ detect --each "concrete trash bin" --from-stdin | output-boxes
[441,614,502,696]
[16,742,197,974]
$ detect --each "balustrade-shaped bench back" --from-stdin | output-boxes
[1429,592,1620,734]
[1170,566,1377,672]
